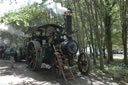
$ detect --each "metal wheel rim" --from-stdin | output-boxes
[28,43,37,70]
[79,54,88,72]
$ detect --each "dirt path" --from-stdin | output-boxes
[0,59,123,85]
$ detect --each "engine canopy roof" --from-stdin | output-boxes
[26,24,64,34]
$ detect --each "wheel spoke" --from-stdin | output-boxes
[29,50,33,53]
[29,56,35,65]
[27,42,41,71]
[28,56,32,58]
[32,59,36,69]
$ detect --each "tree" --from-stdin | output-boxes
[119,0,128,64]
[104,0,116,63]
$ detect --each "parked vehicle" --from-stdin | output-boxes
[112,50,118,54]
[118,49,124,54]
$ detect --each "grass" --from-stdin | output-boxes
[104,59,128,82]
[92,54,128,83]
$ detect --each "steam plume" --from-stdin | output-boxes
[0,23,27,37]
[44,0,68,15]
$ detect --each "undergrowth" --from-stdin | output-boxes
[92,59,128,83]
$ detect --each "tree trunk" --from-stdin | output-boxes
[119,0,128,65]
[105,14,113,63]
[86,1,96,64]
[92,0,104,70]
[104,0,113,63]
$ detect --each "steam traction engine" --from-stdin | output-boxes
[26,9,91,82]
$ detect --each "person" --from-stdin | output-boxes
[4,47,10,60]
[10,48,15,68]
[0,46,2,58]
[13,48,17,62]
[1,46,4,59]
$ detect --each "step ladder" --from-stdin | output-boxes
[53,45,75,82]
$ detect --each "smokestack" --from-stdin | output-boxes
[64,8,72,35]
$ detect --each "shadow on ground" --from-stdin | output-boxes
[0,59,126,85]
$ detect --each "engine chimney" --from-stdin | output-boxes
[64,8,72,35]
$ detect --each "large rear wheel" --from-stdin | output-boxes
[27,42,41,71]
[78,53,91,75]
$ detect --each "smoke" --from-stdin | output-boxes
[44,0,68,15]
[0,23,27,37]
[3,39,10,45]
[29,0,42,5]
[0,38,10,46]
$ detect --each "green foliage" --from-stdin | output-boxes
[0,0,128,70]
[0,0,122,47]
[92,60,128,82]
[104,64,128,82]
[0,4,46,30]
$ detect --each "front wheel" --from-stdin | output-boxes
[78,53,91,75]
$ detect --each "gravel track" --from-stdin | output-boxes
[0,59,122,85]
